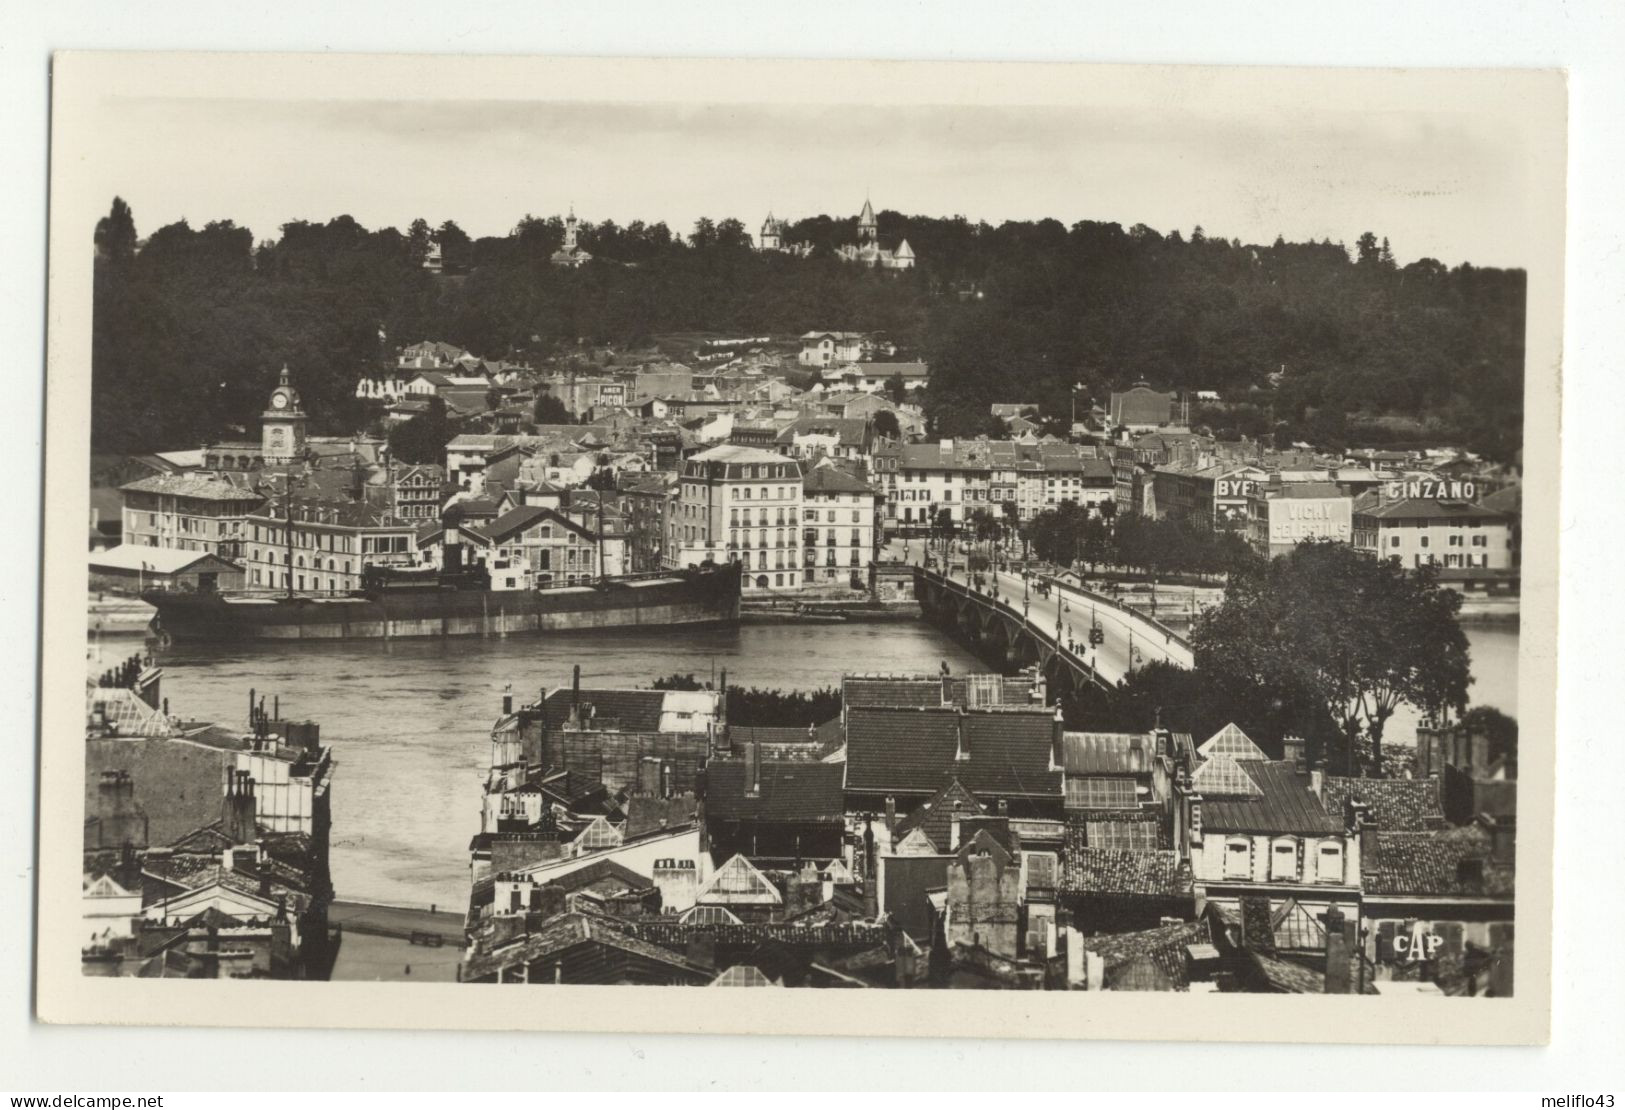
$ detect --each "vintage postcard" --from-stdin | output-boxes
[38,52,1563,1043]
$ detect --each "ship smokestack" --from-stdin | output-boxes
[443,506,464,574]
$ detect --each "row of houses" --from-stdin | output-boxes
[459,668,1513,993]
[83,661,336,979]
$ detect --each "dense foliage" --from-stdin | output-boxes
[1021,505,1257,579]
[92,199,1525,460]
[1191,539,1470,776]
[651,674,842,728]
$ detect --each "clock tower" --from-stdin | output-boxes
[261,364,308,464]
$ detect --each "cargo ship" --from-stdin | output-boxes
[142,562,742,644]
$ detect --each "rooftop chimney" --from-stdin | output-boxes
[1283,735,1306,771]
[1485,814,1516,865]
[743,741,761,798]
[1359,818,1380,869]
[222,769,257,846]
[1323,903,1353,995]
[1051,703,1065,769]
[955,706,970,762]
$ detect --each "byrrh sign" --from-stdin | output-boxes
[1384,479,1477,501]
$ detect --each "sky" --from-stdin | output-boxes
[90,93,1537,268]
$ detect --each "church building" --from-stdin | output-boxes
[757,199,915,270]
[835,199,916,271]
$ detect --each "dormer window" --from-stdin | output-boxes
[1270,837,1299,881]
[1318,842,1345,883]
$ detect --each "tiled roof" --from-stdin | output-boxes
[892,778,984,852]
[1060,834,1192,898]
[1200,762,1342,835]
[1108,386,1174,427]
[1248,950,1379,994]
[540,688,668,732]
[844,706,1062,799]
[729,725,820,745]
[119,472,264,501]
[705,759,846,824]
[842,675,945,710]
[1322,777,1446,832]
[801,467,877,495]
[462,911,710,981]
[620,793,700,841]
[1080,920,1208,989]
[1364,827,1514,898]
[1360,498,1508,522]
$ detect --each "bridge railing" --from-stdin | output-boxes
[1037,573,1195,657]
[916,562,1192,668]
[914,565,1116,687]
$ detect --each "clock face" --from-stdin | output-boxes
[271,392,289,410]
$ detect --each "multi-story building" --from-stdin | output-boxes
[797,331,868,368]
[241,496,417,594]
[800,466,881,587]
[391,464,446,521]
[1246,481,1355,559]
[119,472,265,559]
[1178,729,1363,924]
[890,440,1112,530]
[1150,460,1268,531]
[1353,489,1515,572]
[664,445,803,592]
[481,504,623,589]
[1037,452,1115,515]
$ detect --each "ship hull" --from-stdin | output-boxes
[143,566,741,643]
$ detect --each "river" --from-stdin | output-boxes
[120,617,1518,910]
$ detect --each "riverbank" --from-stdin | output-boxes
[739,598,922,623]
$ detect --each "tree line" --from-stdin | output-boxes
[1085,540,1475,778]
[1016,502,1258,580]
[92,198,1524,464]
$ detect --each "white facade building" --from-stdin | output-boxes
[664,445,804,592]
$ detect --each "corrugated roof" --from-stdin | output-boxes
[1201,762,1342,835]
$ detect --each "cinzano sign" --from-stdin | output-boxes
[1385,479,1476,501]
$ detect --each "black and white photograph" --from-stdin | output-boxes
[31,49,1570,1053]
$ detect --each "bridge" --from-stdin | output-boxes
[913,564,1194,699]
